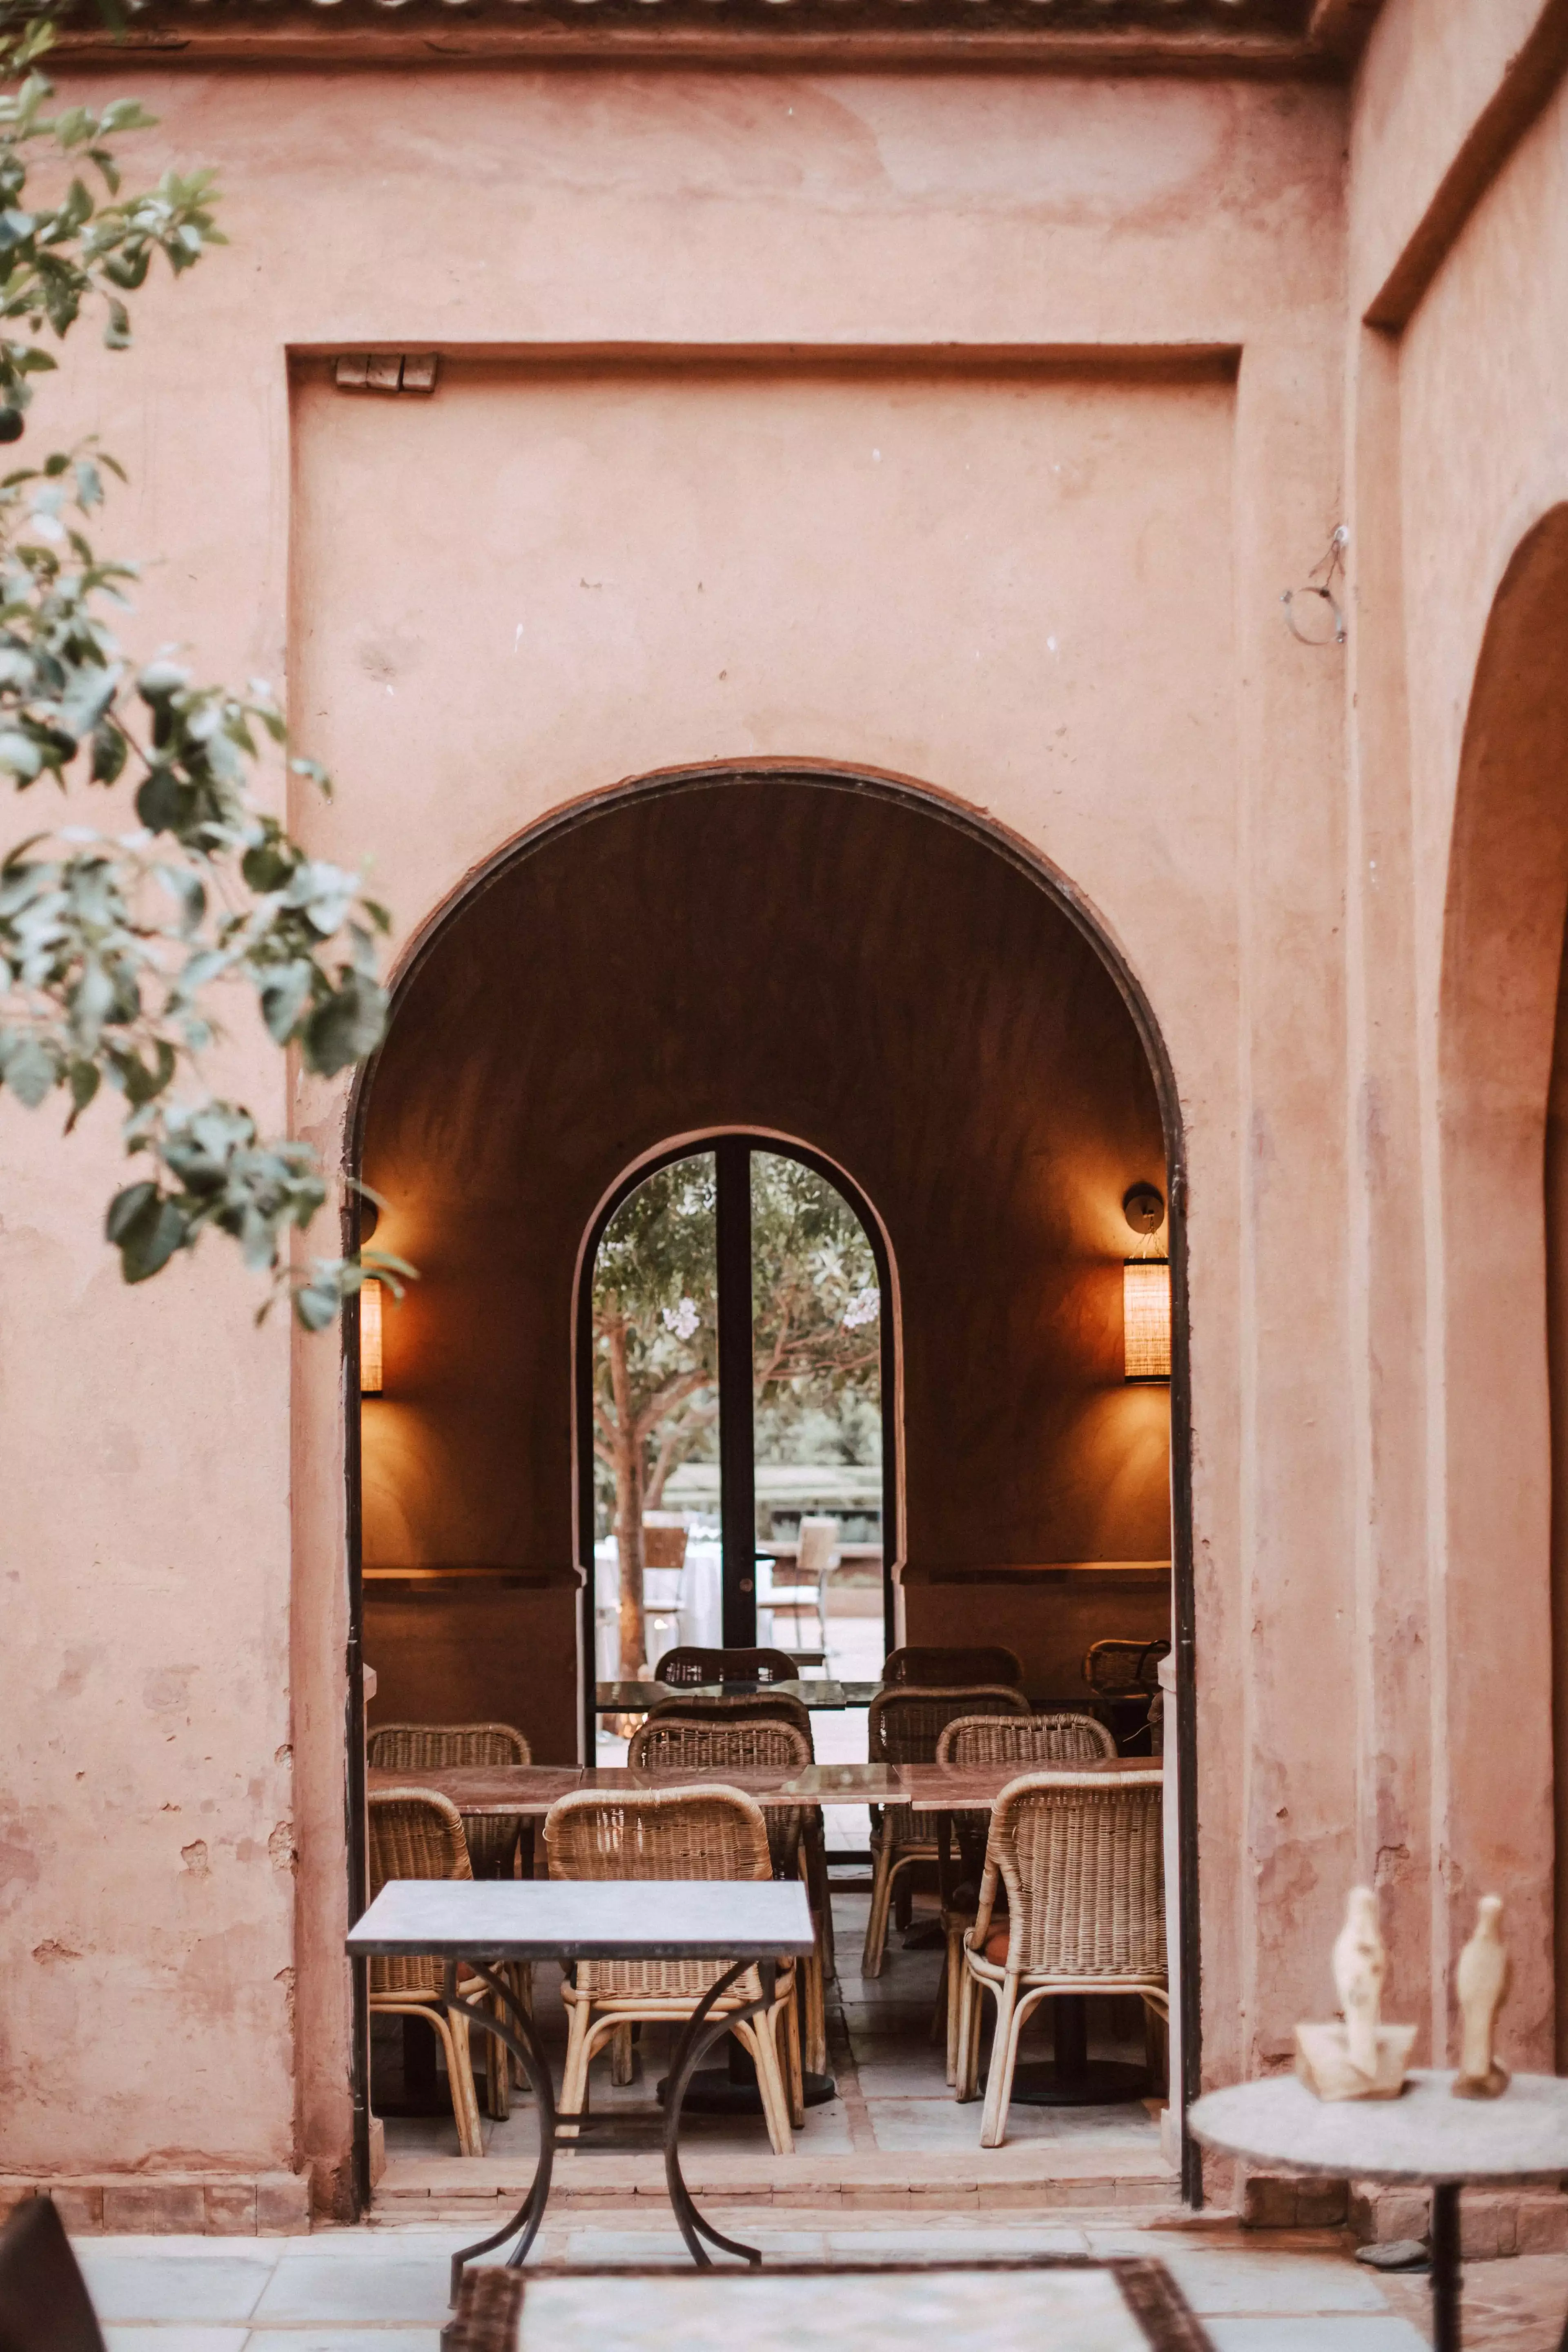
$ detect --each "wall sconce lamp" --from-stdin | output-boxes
[1123,1183,1171,1384]
[359,1278,384,1396]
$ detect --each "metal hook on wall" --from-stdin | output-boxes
[1282,524,1348,647]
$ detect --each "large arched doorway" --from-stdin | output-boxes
[346,761,1196,2189]
[1438,508,1568,2070]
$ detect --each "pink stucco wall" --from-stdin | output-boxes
[6,0,1568,2212]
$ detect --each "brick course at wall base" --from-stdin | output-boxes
[0,2174,312,2236]
[1238,2174,1568,2260]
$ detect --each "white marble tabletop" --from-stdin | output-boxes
[514,2265,1178,2352]
[347,1877,816,1962]
[1190,2069,1568,2184]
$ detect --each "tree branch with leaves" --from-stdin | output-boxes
[0,10,404,1324]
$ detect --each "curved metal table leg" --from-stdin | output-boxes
[662,1960,775,2269]
[439,1962,558,2301]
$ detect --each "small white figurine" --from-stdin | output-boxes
[1296,1886,1416,2101]
[1452,1895,1510,2099]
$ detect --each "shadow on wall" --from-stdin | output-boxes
[356,770,1172,1759]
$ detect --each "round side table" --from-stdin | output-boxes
[1190,2070,1568,2352]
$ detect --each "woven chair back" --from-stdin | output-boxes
[368,1722,530,1878]
[368,1722,531,1770]
[646,1690,813,1747]
[936,1711,1116,1768]
[1082,1638,1171,1695]
[796,1517,840,1574]
[869,1684,1031,1768]
[989,1770,1165,1980]
[628,1713,811,1879]
[544,1783,772,1998]
[656,1647,798,1687]
[882,1645,1024,1689]
[368,1786,472,1999]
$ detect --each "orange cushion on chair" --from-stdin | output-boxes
[980,1922,1010,1965]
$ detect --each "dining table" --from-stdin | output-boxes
[367,1755,1156,1817]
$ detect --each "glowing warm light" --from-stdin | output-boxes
[1123,1258,1171,1383]
[360,1278,384,1395]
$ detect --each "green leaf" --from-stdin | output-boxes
[302,970,387,1076]
[106,1180,187,1282]
[2,1032,55,1104]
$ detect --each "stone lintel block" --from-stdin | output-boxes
[1240,2172,1302,2228]
[45,2188,104,2234]
[256,2172,312,2235]
[0,2186,40,2224]
[204,2183,258,2234]
[1295,2179,1350,2227]
[102,2182,206,2233]
[1459,2192,1510,2260]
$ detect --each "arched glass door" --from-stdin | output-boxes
[579,1136,894,1734]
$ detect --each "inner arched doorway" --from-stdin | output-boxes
[346,761,1196,2187]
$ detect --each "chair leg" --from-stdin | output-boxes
[894,1873,913,1933]
[862,1836,896,1976]
[785,1976,807,2129]
[558,1994,595,2138]
[979,1977,1022,2148]
[610,2021,635,2086]
[944,1925,966,2086]
[485,1984,511,2120]
[433,2004,485,2159]
[737,2013,795,2158]
[956,1960,984,2103]
[803,1943,827,2078]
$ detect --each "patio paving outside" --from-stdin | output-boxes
[82,2218,1559,2352]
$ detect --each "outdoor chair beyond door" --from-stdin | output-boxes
[628,1710,829,2074]
[366,1787,494,2157]
[956,1770,1167,2146]
[861,1684,1031,1976]
[931,1710,1117,2082]
[543,1784,804,2153]
[656,1647,799,1687]
[761,1515,838,1653]
[882,1645,1025,1689]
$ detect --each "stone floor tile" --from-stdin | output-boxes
[76,2250,278,2323]
[823,2225,1090,2258]
[246,2332,439,2352]
[1156,2253,1394,2314]
[252,2243,465,2325]
[103,2332,250,2352]
[1205,2321,1429,2352]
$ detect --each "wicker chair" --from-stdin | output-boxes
[882,1645,1025,1689]
[628,1711,829,2075]
[656,1647,799,1687]
[861,1684,1031,1976]
[367,1787,491,2156]
[932,1711,1117,2082]
[367,1721,532,1878]
[955,1769,1168,2145]
[544,1784,802,2153]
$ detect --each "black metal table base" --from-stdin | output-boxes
[438,1957,777,2301]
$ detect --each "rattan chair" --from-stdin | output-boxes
[543,1783,802,2153]
[932,1711,1117,2081]
[955,1769,1167,2145]
[628,1711,829,2074]
[367,1721,532,1879]
[882,1645,1025,1689]
[861,1684,1031,1976]
[645,1690,832,1980]
[367,1787,491,2157]
[656,1647,799,1687]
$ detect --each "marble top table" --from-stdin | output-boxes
[367,1762,908,1813]
[485,2258,1214,2352]
[349,1879,815,2292]
[597,1679,876,1711]
[370,1758,1158,1818]
[1191,2071,1568,2352]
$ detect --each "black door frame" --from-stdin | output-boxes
[342,758,1199,2212]
[574,1129,900,1754]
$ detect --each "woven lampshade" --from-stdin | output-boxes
[1123,1258,1171,1383]
[360,1277,383,1395]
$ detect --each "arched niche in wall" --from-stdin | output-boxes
[1438,506,1568,2068]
